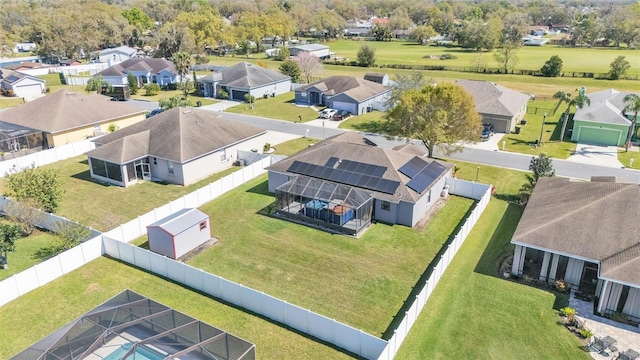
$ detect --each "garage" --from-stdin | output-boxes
[575,126,623,146]
[231,89,248,101]
[15,83,42,96]
[331,101,357,115]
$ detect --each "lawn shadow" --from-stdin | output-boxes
[349,121,388,134]
[103,255,366,359]
[245,179,271,196]
[504,136,537,147]
[473,202,523,277]
[380,200,477,340]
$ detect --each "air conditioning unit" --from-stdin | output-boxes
[441,185,450,198]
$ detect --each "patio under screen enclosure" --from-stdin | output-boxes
[11,290,256,360]
[275,175,373,235]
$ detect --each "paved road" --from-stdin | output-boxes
[215,111,640,184]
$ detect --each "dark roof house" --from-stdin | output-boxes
[198,62,291,100]
[96,58,178,87]
[86,107,266,187]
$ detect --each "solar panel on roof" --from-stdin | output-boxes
[325,157,339,168]
[406,161,447,194]
[398,157,429,179]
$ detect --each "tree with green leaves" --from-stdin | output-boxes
[494,13,528,73]
[553,89,591,142]
[279,59,301,83]
[410,25,437,45]
[372,26,393,41]
[127,73,138,95]
[159,95,192,110]
[385,83,482,158]
[609,56,631,80]
[85,75,112,94]
[623,93,640,151]
[522,154,555,192]
[178,79,194,99]
[456,18,501,52]
[4,164,64,213]
[386,71,434,108]
[540,55,563,77]
[0,221,22,268]
[122,7,154,30]
[356,44,376,67]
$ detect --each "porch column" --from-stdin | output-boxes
[512,245,525,276]
[598,280,611,314]
[539,252,551,281]
[548,254,559,282]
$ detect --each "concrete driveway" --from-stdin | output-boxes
[463,132,506,151]
[567,143,624,168]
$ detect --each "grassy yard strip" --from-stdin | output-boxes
[272,137,320,156]
[0,98,25,109]
[617,149,640,169]
[189,175,474,336]
[338,111,386,131]
[0,257,353,360]
[224,92,320,122]
[0,156,240,231]
[392,160,588,359]
[0,230,58,281]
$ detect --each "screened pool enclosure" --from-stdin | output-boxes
[275,175,373,235]
[12,290,256,360]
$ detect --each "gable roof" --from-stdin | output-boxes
[87,107,266,163]
[297,76,390,103]
[267,132,452,203]
[289,44,329,52]
[0,68,45,86]
[96,58,176,77]
[99,46,137,57]
[573,89,637,126]
[455,80,530,117]
[218,62,290,89]
[0,89,144,133]
[511,177,640,287]
[148,208,208,235]
[4,61,49,70]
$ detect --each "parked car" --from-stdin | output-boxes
[146,108,164,118]
[481,123,495,141]
[332,110,351,120]
[320,108,337,119]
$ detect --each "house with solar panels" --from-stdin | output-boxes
[266,132,453,235]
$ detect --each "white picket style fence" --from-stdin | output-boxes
[0,156,492,359]
[0,140,95,177]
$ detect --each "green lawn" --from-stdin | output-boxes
[0,230,58,281]
[224,92,320,122]
[131,89,218,106]
[392,159,588,359]
[272,137,320,155]
[0,97,25,109]
[0,257,353,360]
[189,175,474,336]
[617,148,640,169]
[338,110,386,131]
[0,157,241,231]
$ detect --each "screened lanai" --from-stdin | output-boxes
[11,290,255,360]
[275,175,373,235]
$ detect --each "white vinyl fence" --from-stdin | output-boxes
[0,139,95,177]
[376,179,492,360]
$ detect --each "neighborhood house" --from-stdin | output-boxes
[0,67,46,98]
[96,58,178,88]
[197,62,291,100]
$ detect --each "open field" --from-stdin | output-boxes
[395,160,588,359]
[0,230,58,281]
[0,256,354,360]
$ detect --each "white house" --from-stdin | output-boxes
[198,62,291,100]
[0,68,46,99]
[98,46,138,64]
[288,44,331,60]
[95,58,178,88]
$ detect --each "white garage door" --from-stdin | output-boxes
[332,101,357,114]
[14,84,43,97]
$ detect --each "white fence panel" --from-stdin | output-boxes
[120,220,142,241]
[202,272,223,298]
[241,165,254,180]
[196,187,212,206]
[58,245,86,274]
[165,259,186,283]
[103,236,120,257]
[262,294,285,323]
[117,240,136,265]
[239,286,263,314]
[219,278,242,303]
[81,236,103,260]
[153,204,172,224]
[183,192,199,208]
[220,176,234,193]
[132,246,151,271]
[168,198,185,213]
[285,305,310,334]
[138,212,157,231]
[0,277,19,306]
[232,169,244,187]
[334,325,362,356]
[183,266,204,291]
[14,267,39,295]
[210,180,223,199]
[306,312,335,343]
[33,257,63,285]
[148,251,168,278]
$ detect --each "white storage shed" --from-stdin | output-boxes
[146,208,211,260]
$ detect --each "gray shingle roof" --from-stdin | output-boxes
[455,80,530,117]
[99,46,137,57]
[267,132,451,203]
[511,177,640,287]
[87,107,266,163]
[289,44,329,52]
[0,68,43,85]
[219,62,290,89]
[573,89,638,126]
[297,76,390,102]
[0,89,145,133]
[148,208,208,235]
[96,58,177,77]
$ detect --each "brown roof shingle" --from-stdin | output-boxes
[297,76,390,102]
[456,80,530,117]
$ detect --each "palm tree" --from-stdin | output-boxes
[623,93,640,151]
[553,90,590,142]
[171,51,193,97]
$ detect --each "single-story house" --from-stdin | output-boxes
[85,107,266,187]
[267,132,453,235]
[528,26,548,36]
[344,28,371,37]
[511,177,640,324]
[288,44,331,60]
[364,72,389,86]
[456,79,530,133]
[295,75,391,115]
[3,62,50,71]
[0,68,46,98]
[147,208,211,260]
[550,34,572,45]
[96,58,178,88]
[0,121,43,154]
[0,89,146,147]
[59,59,82,66]
[198,62,291,100]
[12,42,36,53]
[571,89,640,146]
[98,45,138,64]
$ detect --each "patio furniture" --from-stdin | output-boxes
[589,336,617,355]
[617,349,640,360]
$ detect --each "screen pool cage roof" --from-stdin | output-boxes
[11,290,256,360]
[276,175,371,208]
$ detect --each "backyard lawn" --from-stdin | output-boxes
[224,92,320,122]
[0,230,58,281]
[130,89,218,106]
[0,97,25,109]
[272,137,320,155]
[339,110,386,132]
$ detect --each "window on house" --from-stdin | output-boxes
[220,153,226,162]
[167,161,174,175]
[199,221,207,231]
[381,201,390,211]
